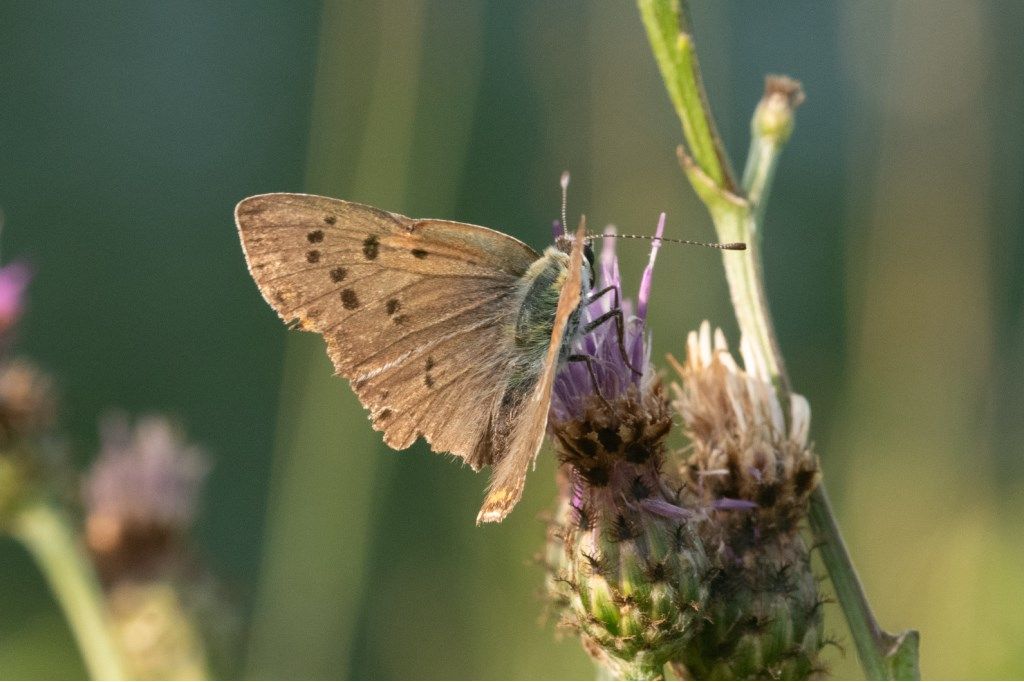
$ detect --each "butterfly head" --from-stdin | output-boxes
[554,216,596,290]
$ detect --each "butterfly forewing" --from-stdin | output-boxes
[236,193,541,470]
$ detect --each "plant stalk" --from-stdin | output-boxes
[637,0,919,678]
[809,486,892,679]
[11,499,126,680]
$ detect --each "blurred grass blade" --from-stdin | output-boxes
[245,2,428,677]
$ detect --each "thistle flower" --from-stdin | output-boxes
[546,216,711,680]
[83,414,232,679]
[83,414,209,578]
[669,323,825,679]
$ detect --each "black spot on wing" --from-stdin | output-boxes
[323,215,336,225]
[385,299,401,316]
[424,356,436,388]
[306,250,320,263]
[341,289,359,309]
[411,248,428,259]
[307,229,324,243]
[363,235,380,260]
[330,267,347,283]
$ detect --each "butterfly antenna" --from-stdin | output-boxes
[591,232,746,251]
[560,171,570,236]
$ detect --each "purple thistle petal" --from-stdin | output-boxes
[713,497,759,511]
[635,212,665,325]
[599,227,619,293]
[641,498,694,520]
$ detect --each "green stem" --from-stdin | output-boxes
[11,499,126,680]
[638,0,919,678]
[638,0,737,191]
[808,487,885,679]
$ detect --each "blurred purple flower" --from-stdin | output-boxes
[0,262,31,335]
[83,414,209,558]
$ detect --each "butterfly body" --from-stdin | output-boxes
[236,193,588,523]
[509,249,583,389]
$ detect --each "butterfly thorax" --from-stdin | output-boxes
[509,248,585,388]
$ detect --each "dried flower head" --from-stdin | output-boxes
[0,358,57,447]
[0,360,60,525]
[669,322,825,679]
[83,414,209,580]
[672,322,818,535]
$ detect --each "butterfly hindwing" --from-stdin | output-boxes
[476,223,587,524]
[236,193,541,469]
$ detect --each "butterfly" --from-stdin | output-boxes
[235,193,590,523]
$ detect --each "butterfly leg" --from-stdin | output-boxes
[583,285,642,377]
[582,309,643,377]
[567,354,613,410]
[586,284,620,308]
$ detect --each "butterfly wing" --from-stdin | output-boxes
[476,222,586,524]
[236,193,541,470]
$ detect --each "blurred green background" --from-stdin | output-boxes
[1,0,1022,678]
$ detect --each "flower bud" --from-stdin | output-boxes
[752,75,805,145]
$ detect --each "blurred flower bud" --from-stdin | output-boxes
[0,360,59,525]
[752,76,805,145]
[0,359,58,447]
[106,582,209,680]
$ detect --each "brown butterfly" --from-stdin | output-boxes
[235,193,587,523]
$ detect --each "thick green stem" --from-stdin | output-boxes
[638,0,919,678]
[809,487,920,680]
[11,499,126,680]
